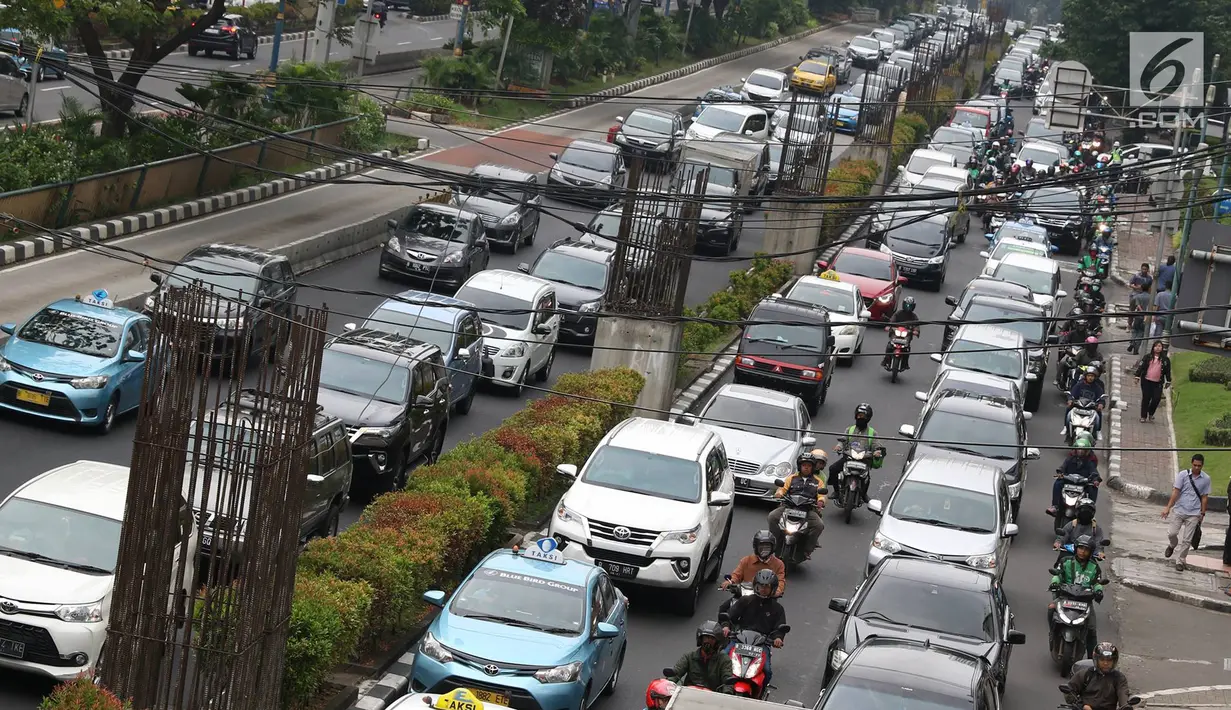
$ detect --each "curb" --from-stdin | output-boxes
[349,652,416,710]
[0,144,431,268]
[411,10,486,22]
[1137,685,1231,700]
[104,31,314,60]
[1118,576,1231,613]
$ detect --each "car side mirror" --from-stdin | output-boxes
[709,491,732,507]
[556,463,578,479]
[867,499,884,515]
[978,250,990,258]
[1026,447,1040,460]
[744,130,754,136]
[387,218,398,230]
[423,590,447,607]
[1002,523,1019,538]
[930,353,943,363]
[0,323,14,335]
[1023,411,1033,420]
[897,276,907,284]
[944,295,957,306]
[1006,630,1026,644]
[415,395,434,408]
[125,350,146,363]
[859,309,872,319]
[914,391,927,402]
[1046,333,1059,344]
[828,597,849,613]
[740,77,747,82]
[457,347,470,360]
[595,622,620,639]
[801,435,816,447]
[533,324,552,336]
[343,322,357,331]
[615,116,625,123]
[306,473,325,483]
[549,152,559,161]
[517,262,531,273]
[1025,372,1038,381]
[679,414,697,425]
[898,424,916,437]
[1056,289,1068,298]
[896,164,905,172]
[149,273,163,286]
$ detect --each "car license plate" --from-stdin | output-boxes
[409,262,429,272]
[897,265,917,275]
[735,476,753,489]
[15,389,50,407]
[202,534,213,548]
[0,637,25,659]
[468,689,510,706]
[596,560,639,579]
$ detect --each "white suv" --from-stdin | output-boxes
[551,417,735,615]
[455,269,559,396]
[0,460,198,680]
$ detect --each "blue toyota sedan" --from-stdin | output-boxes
[0,290,150,433]
[828,94,861,134]
[413,538,628,710]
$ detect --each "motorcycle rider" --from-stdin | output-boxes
[1058,335,1104,388]
[882,296,920,370]
[720,531,787,615]
[1068,367,1107,438]
[668,621,735,693]
[1055,498,1109,557]
[1049,535,1105,657]
[372,0,387,26]
[829,404,885,502]
[645,679,678,710]
[1022,158,1037,180]
[722,569,788,687]
[1065,643,1131,710]
[1049,435,1101,515]
[768,452,826,558]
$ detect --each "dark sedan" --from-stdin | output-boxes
[548,140,627,204]
[451,163,541,253]
[1022,186,1088,255]
[519,238,614,343]
[188,14,258,60]
[613,107,685,165]
[380,204,491,290]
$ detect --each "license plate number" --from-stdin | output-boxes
[15,389,50,406]
[735,643,761,655]
[1061,600,1088,611]
[468,689,510,706]
[202,534,213,548]
[0,637,25,659]
[204,29,219,34]
[735,476,753,489]
[897,265,917,275]
[596,560,638,578]
[785,509,807,520]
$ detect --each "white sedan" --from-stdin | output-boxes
[780,275,870,362]
[979,237,1052,276]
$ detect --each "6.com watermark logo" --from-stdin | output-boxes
[1130,32,1205,128]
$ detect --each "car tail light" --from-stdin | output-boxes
[225,25,237,32]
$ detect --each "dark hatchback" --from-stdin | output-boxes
[187,13,258,59]
[1021,186,1088,255]
[732,296,835,414]
[880,213,953,289]
[450,163,542,253]
[943,277,1037,346]
[145,243,298,364]
[519,238,614,344]
[614,107,686,164]
[898,391,1040,519]
[961,294,1049,411]
[380,203,491,290]
[818,638,1004,710]
[824,557,1024,693]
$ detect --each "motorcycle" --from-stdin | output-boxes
[769,479,825,566]
[1055,345,1083,392]
[834,438,877,523]
[1065,395,1106,446]
[886,326,914,383]
[715,615,791,699]
[1049,475,1100,534]
[1060,678,1142,710]
[1048,577,1106,676]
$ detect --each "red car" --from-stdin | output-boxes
[816,247,903,320]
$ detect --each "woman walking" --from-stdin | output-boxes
[1133,341,1172,423]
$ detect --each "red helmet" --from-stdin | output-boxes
[1085,336,1099,345]
[647,679,678,710]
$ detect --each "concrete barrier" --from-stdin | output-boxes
[850,8,879,23]
[345,46,450,76]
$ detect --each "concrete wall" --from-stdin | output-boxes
[345,47,451,77]
[851,8,879,22]
[591,318,685,421]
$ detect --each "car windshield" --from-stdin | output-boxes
[992,263,1053,294]
[625,111,673,134]
[787,281,856,314]
[581,445,702,503]
[907,153,952,175]
[744,321,828,350]
[398,209,469,244]
[888,219,945,246]
[748,72,784,89]
[0,497,122,575]
[834,251,891,280]
[890,479,997,532]
[587,211,623,237]
[798,60,830,75]
[873,30,894,41]
[921,409,1019,460]
[946,338,1023,379]
[997,68,1022,81]
[857,574,996,639]
[931,127,973,148]
[701,394,798,439]
[913,181,961,204]
[363,309,454,355]
[454,287,532,331]
[831,94,860,109]
[17,308,123,358]
[952,108,990,128]
[996,225,1047,244]
[823,674,984,710]
[1026,188,1079,214]
[851,37,880,50]
[966,303,1045,345]
[767,143,784,167]
[450,566,585,635]
[165,260,261,302]
[559,145,615,172]
[991,240,1044,261]
[319,349,411,404]
[533,251,608,291]
[1026,121,1064,141]
[1018,144,1062,166]
[696,106,748,132]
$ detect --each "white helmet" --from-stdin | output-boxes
[1113,140,1120,148]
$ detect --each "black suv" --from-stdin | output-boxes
[818,638,1004,710]
[613,107,686,164]
[188,13,258,60]
[943,277,1037,346]
[381,203,491,290]
[898,391,1040,519]
[519,237,615,344]
[824,557,1024,692]
[961,293,1049,411]
[146,243,298,365]
[1021,186,1089,255]
[732,295,835,414]
[451,163,543,253]
[880,211,953,289]
[316,328,451,491]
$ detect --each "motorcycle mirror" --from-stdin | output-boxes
[718,612,731,623]
[663,668,676,677]
[1100,538,1111,547]
[777,624,791,634]
[820,486,830,495]
[1049,566,1060,575]
[774,478,787,488]
[724,574,732,580]
[1128,697,1142,706]
[1059,684,1074,695]
[1046,333,1060,344]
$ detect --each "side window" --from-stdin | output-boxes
[127,320,151,354]
[455,317,473,349]
[307,438,321,477]
[431,352,447,383]
[535,292,556,325]
[705,447,725,491]
[0,56,14,77]
[331,426,349,469]
[417,361,437,395]
[317,430,338,474]
[410,365,426,398]
[279,261,295,286]
[598,576,618,620]
[798,402,811,434]
[590,586,605,634]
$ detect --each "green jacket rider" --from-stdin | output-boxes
[1049,535,1104,656]
[670,621,735,694]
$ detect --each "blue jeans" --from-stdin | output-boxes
[1051,479,1099,509]
[725,641,772,687]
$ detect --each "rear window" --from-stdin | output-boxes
[833,250,892,280]
[952,108,990,128]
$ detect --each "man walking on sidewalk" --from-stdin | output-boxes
[1150,283,1172,339]
[1127,283,1151,354]
[1161,454,1211,571]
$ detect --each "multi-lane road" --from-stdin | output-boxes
[0,21,1100,710]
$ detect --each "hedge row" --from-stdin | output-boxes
[680,257,796,357]
[1205,412,1231,447]
[1189,355,1231,386]
[888,111,931,171]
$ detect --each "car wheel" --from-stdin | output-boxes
[454,384,476,415]
[322,500,342,538]
[228,45,239,60]
[189,46,199,56]
[535,348,555,382]
[523,221,536,246]
[246,44,256,60]
[36,66,44,82]
[511,366,526,397]
[205,49,213,57]
[15,92,27,118]
[602,646,625,696]
[427,427,446,464]
[95,394,119,435]
[675,574,702,616]
[389,448,410,492]
[1025,378,1042,412]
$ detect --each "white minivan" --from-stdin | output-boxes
[455,269,559,395]
[898,148,958,190]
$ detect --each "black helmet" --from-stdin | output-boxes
[753,530,775,560]
[797,450,818,472]
[753,568,778,598]
[902,296,916,312]
[1093,642,1119,667]
[1076,499,1096,522]
[854,403,873,423]
[696,620,723,650]
[1074,534,1095,552]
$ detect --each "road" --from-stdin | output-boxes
[2,15,469,126]
[0,25,1100,710]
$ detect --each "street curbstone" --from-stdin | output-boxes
[1118,576,1231,613]
[346,652,417,710]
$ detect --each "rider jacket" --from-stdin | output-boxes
[843,425,884,469]
[1058,454,1100,483]
[1056,519,1109,548]
[1051,557,1103,593]
[724,595,788,641]
[728,555,787,595]
[1067,665,1130,710]
[671,648,735,694]
[1069,378,1106,404]
[775,473,825,506]
[889,309,919,325]
[1074,349,1105,368]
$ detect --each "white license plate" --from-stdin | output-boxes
[1061,600,1088,611]
[204,29,219,34]
[202,534,213,548]
[898,266,917,274]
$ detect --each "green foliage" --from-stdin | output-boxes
[822,157,882,242]
[282,574,374,706]
[1204,412,1231,447]
[38,676,131,710]
[680,257,795,355]
[341,94,389,152]
[1189,354,1231,385]
[422,53,497,102]
[890,111,929,166]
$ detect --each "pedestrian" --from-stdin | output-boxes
[1224,477,1231,570]
[1157,255,1177,292]
[1161,454,1211,571]
[1127,283,1150,354]
[1129,263,1153,292]
[1133,341,1170,422]
[1150,283,1171,338]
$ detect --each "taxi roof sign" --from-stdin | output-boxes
[435,689,484,710]
[818,270,841,282]
[522,536,565,564]
[79,289,115,309]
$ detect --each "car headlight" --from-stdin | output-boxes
[353,424,399,440]
[385,236,402,253]
[534,661,582,683]
[0,355,10,372]
[878,243,892,255]
[665,525,700,544]
[70,375,109,390]
[556,502,587,526]
[600,175,614,185]
[55,601,104,623]
[966,553,998,570]
[144,295,156,311]
[1007,481,1023,499]
[756,461,793,479]
[216,315,244,330]
[927,254,947,265]
[499,343,525,358]
[420,631,453,663]
[578,300,601,313]
[830,649,849,669]
[656,141,672,152]
[837,325,858,336]
[872,531,901,553]
[499,211,520,226]
[614,133,627,143]
[876,292,894,304]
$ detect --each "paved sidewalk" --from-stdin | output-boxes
[1138,686,1231,709]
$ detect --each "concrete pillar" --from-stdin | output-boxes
[590,317,684,421]
[762,197,823,274]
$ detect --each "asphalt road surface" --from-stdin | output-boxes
[0,28,1099,710]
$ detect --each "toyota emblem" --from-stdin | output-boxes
[612,526,632,541]
[483,664,501,676]
[0,600,17,615]
[31,373,43,382]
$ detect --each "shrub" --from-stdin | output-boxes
[1189,355,1231,385]
[678,257,794,357]
[823,158,882,243]
[1204,412,1231,447]
[283,574,374,706]
[39,676,131,710]
[341,94,388,152]
[898,111,930,139]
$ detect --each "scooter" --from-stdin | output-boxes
[886,326,914,383]
[1060,678,1142,710]
[833,438,876,524]
[769,480,825,567]
[1048,575,1107,677]
[1048,476,1099,534]
[716,614,791,700]
[1064,395,1105,446]
[1054,345,1083,393]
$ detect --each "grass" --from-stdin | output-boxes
[1168,350,1231,491]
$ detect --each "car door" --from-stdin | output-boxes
[304,432,335,533]
[703,447,726,547]
[996,478,1012,566]
[593,575,623,690]
[410,360,438,456]
[530,290,558,371]
[745,113,768,139]
[583,582,612,703]
[447,314,471,403]
[523,176,542,235]
[117,319,150,412]
[468,217,489,272]
[0,55,19,109]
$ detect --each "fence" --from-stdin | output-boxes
[0,117,355,231]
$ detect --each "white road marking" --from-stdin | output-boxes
[40,86,68,92]
[430,36,443,40]
[229,63,243,68]
[398,41,414,45]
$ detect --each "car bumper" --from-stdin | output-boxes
[894,260,944,284]
[0,375,115,425]
[695,222,735,250]
[850,55,879,68]
[0,612,105,681]
[547,175,617,205]
[554,532,701,589]
[732,361,822,399]
[790,79,832,94]
[188,35,240,51]
[558,310,598,342]
[615,140,672,161]
[481,350,531,388]
[411,650,586,710]
[833,329,860,357]
[350,438,397,476]
[379,250,469,288]
[831,117,860,134]
[483,224,521,247]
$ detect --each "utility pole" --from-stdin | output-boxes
[1168,158,1202,333]
[1200,55,1220,145]
[494,15,514,88]
[453,0,470,56]
[267,0,288,98]
[680,0,695,55]
[25,46,41,129]
[1218,87,1231,191]
[356,0,377,79]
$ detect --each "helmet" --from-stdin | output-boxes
[992,141,1001,149]
[753,530,775,560]
[1074,434,1094,451]
[1113,140,1121,148]
[753,568,779,598]
[1074,534,1095,552]
[854,403,873,423]
[696,620,723,650]
[1025,159,1033,167]
[810,448,829,466]
[1011,164,1021,173]
[797,450,818,472]
[1085,336,1099,345]
[1093,642,1119,667]
[646,679,678,710]
[902,296,916,311]
[1076,498,1096,522]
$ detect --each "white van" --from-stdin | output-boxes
[899,148,958,189]
[455,269,559,395]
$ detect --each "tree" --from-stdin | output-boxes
[0,0,228,138]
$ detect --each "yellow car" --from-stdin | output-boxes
[790,59,837,95]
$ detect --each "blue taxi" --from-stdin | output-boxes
[413,538,628,710]
[828,93,861,134]
[0,290,151,433]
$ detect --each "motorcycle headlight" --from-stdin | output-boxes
[837,325,858,336]
[872,531,901,553]
[0,355,10,372]
[55,600,104,623]
[420,631,453,663]
[665,525,700,544]
[555,503,587,527]
[385,236,402,253]
[499,343,526,358]
[578,300,601,313]
[443,250,464,264]
[534,661,582,683]
[70,375,109,390]
[966,553,998,570]
[876,292,895,304]
[756,462,793,479]
[830,649,849,669]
